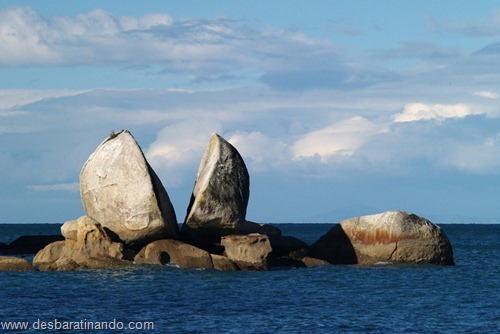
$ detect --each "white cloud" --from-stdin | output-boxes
[439,133,500,173]
[393,103,479,123]
[474,91,499,99]
[0,7,59,65]
[0,89,87,110]
[27,182,79,192]
[227,131,289,172]
[292,117,389,161]
[145,119,222,187]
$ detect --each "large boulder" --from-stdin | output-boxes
[311,210,455,265]
[33,216,131,271]
[134,239,213,269]
[182,134,249,241]
[181,133,281,252]
[80,130,178,248]
[0,256,35,271]
[221,234,273,270]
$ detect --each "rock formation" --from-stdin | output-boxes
[33,216,131,271]
[181,133,281,252]
[0,256,35,271]
[134,239,213,269]
[221,234,273,270]
[311,210,455,265]
[80,130,178,248]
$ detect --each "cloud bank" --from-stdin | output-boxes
[1,6,500,221]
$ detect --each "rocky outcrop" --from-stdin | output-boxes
[0,256,35,271]
[311,210,455,265]
[33,216,131,271]
[181,133,281,252]
[134,239,213,269]
[80,130,178,248]
[221,234,273,270]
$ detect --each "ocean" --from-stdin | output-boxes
[0,223,498,333]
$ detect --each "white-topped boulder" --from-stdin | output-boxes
[80,130,178,247]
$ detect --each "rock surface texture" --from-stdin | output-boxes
[312,210,455,265]
[80,130,178,247]
[221,234,273,270]
[33,216,131,271]
[134,239,213,269]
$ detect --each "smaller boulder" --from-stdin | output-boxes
[221,234,272,270]
[135,239,213,269]
[243,221,282,237]
[300,257,331,268]
[33,241,66,270]
[0,256,35,271]
[210,254,239,271]
[61,219,77,241]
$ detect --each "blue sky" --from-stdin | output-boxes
[1,1,499,223]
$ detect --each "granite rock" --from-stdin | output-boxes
[312,210,455,265]
[80,130,178,248]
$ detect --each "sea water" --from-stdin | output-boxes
[0,223,498,333]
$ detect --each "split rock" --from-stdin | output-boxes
[182,133,250,243]
[181,134,281,252]
[311,210,454,265]
[80,130,178,247]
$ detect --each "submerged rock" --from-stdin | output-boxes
[80,130,178,248]
[311,210,454,265]
[0,256,35,271]
[34,216,131,271]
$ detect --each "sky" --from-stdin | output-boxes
[1,1,499,224]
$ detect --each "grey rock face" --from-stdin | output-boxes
[181,133,250,247]
[80,130,178,247]
[312,210,454,265]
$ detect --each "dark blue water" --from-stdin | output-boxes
[0,224,498,333]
